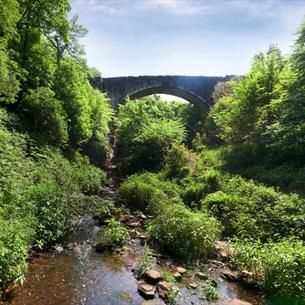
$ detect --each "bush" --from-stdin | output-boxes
[180,169,221,208]
[202,175,305,241]
[0,209,35,290]
[163,143,196,180]
[71,154,107,194]
[116,97,186,174]
[95,198,115,219]
[230,240,305,298]
[82,89,113,167]
[102,218,129,246]
[136,247,153,277]
[21,87,68,146]
[0,109,108,289]
[119,172,181,212]
[147,203,221,259]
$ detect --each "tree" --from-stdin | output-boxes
[21,87,68,146]
[116,96,186,173]
[82,90,113,167]
[53,59,92,146]
[14,0,71,91]
[260,21,305,161]
[0,0,20,103]
[44,14,87,63]
[211,46,284,146]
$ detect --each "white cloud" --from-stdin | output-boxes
[72,0,305,19]
[72,0,229,16]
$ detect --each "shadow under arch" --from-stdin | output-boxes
[121,85,211,113]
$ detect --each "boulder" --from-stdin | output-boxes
[220,300,253,305]
[140,213,147,220]
[138,283,156,299]
[176,267,186,274]
[129,222,141,228]
[119,215,129,223]
[157,281,173,299]
[242,270,253,278]
[172,271,182,280]
[145,270,161,282]
[141,300,165,305]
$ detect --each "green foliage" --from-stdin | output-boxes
[0,209,35,289]
[82,90,113,167]
[170,102,207,146]
[235,163,305,195]
[103,218,129,246]
[136,247,153,277]
[53,59,93,146]
[0,0,20,104]
[160,270,176,283]
[204,282,219,302]
[212,46,284,146]
[230,240,305,298]
[119,172,181,212]
[20,87,68,146]
[53,60,112,164]
[207,23,305,171]
[163,142,196,180]
[202,175,305,241]
[180,168,221,208]
[116,97,186,174]
[120,171,220,259]
[166,286,181,305]
[0,108,107,289]
[147,203,221,259]
[95,198,115,219]
[71,154,107,194]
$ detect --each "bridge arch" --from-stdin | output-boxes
[124,85,210,112]
[90,75,234,111]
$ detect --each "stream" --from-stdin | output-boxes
[3,211,265,305]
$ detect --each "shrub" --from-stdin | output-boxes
[82,90,113,167]
[119,172,181,212]
[160,270,176,283]
[95,198,115,219]
[180,169,221,208]
[116,97,186,174]
[202,175,305,241]
[0,109,108,289]
[28,177,69,245]
[71,154,107,194]
[147,203,221,259]
[0,209,35,290]
[163,143,196,180]
[102,218,129,246]
[136,247,153,277]
[21,87,68,146]
[230,240,305,298]
[204,281,219,302]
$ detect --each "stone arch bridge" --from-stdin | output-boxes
[91,75,232,112]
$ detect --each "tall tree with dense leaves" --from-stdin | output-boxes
[14,0,71,91]
[212,46,284,147]
[262,21,305,161]
[53,59,93,147]
[0,0,20,103]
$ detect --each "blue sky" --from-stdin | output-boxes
[71,0,305,78]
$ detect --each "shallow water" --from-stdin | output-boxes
[4,215,265,305]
